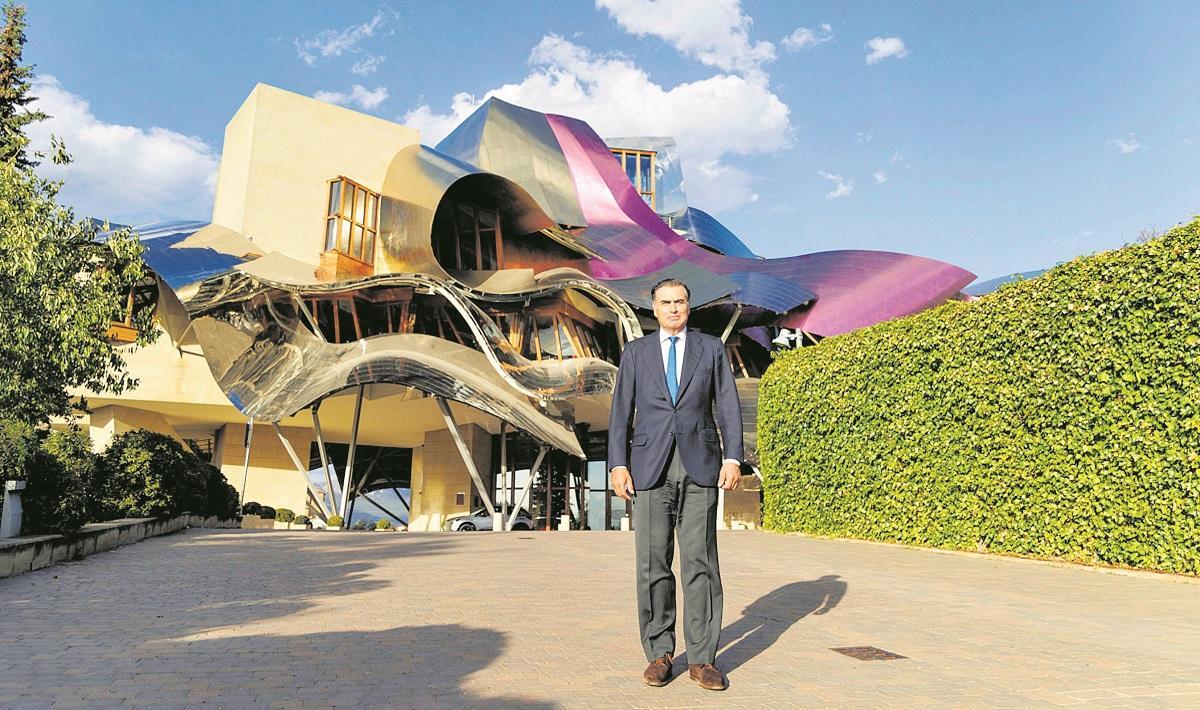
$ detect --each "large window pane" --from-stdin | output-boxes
[327,181,341,217]
[479,229,497,269]
[355,187,366,225]
[624,154,637,186]
[638,154,652,193]
[365,194,376,228]
[325,218,337,252]
[458,230,477,269]
[338,217,351,253]
[350,224,363,260]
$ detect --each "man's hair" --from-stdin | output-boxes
[650,278,690,302]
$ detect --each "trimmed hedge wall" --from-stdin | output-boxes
[759,218,1200,574]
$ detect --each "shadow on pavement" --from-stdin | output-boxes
[712,574,848,672]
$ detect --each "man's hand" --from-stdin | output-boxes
[717,461,741,491]
[611,466,635,501]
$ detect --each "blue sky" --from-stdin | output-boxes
[22,1,1200,282]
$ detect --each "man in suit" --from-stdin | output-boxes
[607,278,743,691]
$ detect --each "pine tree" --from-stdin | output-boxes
[0,2,46,168]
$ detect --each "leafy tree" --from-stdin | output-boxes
[0,2,45,169]
[0,3,156,427]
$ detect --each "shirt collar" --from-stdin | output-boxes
[658,326,687,344]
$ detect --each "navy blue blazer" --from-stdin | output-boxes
[607,329,744,489]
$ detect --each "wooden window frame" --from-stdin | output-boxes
[447,200,504,271]
[325,176,380,266]
[610,148,657,210]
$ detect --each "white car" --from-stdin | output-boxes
[444,508,534,531]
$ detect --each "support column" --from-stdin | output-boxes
[311,403,336,512]
[338,385,366,517]
[507,446,547,531]
[271,423,332,520]
[238,420,254,506]
[435,397,496,517]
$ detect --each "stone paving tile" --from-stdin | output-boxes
[1,529,1199,708]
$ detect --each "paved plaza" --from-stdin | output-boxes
[1,528,1199,708]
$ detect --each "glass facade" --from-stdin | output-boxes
[325,176,379,265]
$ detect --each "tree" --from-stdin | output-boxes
[0,3,156,426]
[0,2,45,169]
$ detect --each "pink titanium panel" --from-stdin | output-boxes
[545,113,975,337]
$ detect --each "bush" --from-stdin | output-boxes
[241,501,262,516]
[351,519,369,530]
[259,506,276,520]
[326,514,343,528]
[0,419,36,483]
[759,218,1200,574]
[375,518,392,530]
[20,429,95,534]
[294,514,309,526]
[95,430,237,519]
[275,508,295,523]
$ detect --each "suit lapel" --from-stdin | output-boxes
[674,332,703,403]
[643,334,671,402]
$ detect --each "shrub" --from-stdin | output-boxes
[294,514,309,526]
[0,419,36,483]
[19,429,95,534]
[95,430,236,519]
[259,506,276,520]
[326,514,343,528]
[241,501,262,516]
[275,508,295,523]
[375,518,392,530]
[351,519,369,530]
[759,218,1200,574]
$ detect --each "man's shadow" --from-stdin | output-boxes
[696,575,848,672]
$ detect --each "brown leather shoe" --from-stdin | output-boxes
[688,663,727,691]
[642,652,674,686]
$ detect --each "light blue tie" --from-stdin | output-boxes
[666,336,679,404]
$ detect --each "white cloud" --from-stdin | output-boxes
[26,75,219,223]
[865,36,908,65]
[855,128,875,143]
[403,35,791,211]
[314,85,389,110]
[350,54,384,76]
[595,0,775,75]
[873,169,887,184]
[1108,137,1141,154]
[782,23,833,51]
[890,151,904,164]
[818,170,852,199]
[295,11,388,66]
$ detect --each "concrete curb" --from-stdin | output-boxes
[0,514,240,580]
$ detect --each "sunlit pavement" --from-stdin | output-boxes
[2,528,1199,708]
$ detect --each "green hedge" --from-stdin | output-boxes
[95,430,239,520]
[759,218,1200,574]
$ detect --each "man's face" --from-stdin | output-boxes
[652,284,690,333]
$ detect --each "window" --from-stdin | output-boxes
[435,201,503,271]
[324,177,379,265]
[610,148,656,209]
[107,276,158,344]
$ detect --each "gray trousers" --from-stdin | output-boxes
[632,443,723,664]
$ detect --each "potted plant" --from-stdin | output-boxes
[294,514,310,529]
[375,518,393,531]
[274,508,295,530]
[325,514,343,531]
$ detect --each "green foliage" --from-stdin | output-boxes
[0,417,34,481]
[0,161,156,426]
[351,519,369,530]
[95,430,236,519]
[293,514,309,526]
[0,2,46,169]
[759,218,1200,574]
[375,517,392,530]
[274,508,295,523]
[20,429,93,534]
[259,506,276,520]
[326,515,343,528]
[241,501,262,516]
